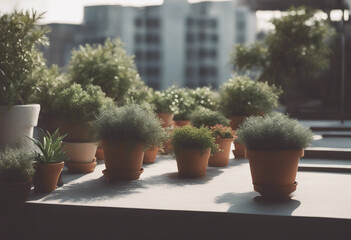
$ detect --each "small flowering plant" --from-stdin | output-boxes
[210,124,234,139]
[173,88,196,121]
[151,86,179,114]
[189,87,219,111]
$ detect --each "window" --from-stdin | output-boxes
[211,34,218,43]
[146,18,160,28]
[186,33,195,43]
[134,50,142,60]
[198,32,206,42]
[134,18,142,27]
[186,49,196,60]
[134,34,142,44]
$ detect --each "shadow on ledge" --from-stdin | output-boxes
[215,191,301,216]
[142,167,224,186]
[28,175,147,203]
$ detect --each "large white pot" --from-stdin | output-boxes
[0,104,40,147]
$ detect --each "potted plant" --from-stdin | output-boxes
[172,125,218,178]
[0,11,49,148]
[0,145,35,208]
[51,83,114,173]
[93,104,167,181]
[189,86,219,111]
[68,38,148,106]
[219,76,281,158]
[29,129,67,193]
[172,88,195,127]
[236,113,313,199]
[208,125,234,167]
[190,107,229,128]
[151,86,179,127]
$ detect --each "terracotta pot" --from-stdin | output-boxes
[33,162,64,193]
[103,168,144,181]
[162,139,173,155]
[174,120,190,127]
[246,149,304,199]
[95,146,104,160]
[54,119,91,142]
[229,115,246,131]
[157,113,174,127]
[209,138,234,167]
[176,148,211,178]
[63,142,98,163]
[143,146,159,164]
[233,141,246,159]
[65,158,97,173]
[101,140,144,180]
[0,180,32,207]
[0,104,40,148]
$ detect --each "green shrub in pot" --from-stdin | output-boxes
[172,88,196,123]
[236,113,313,199]
[68,38,146,105]
[0,145,35,207]
[0,11,49,147]
[172,125,218,178]
[190,107,229,128]
[92,104,167,180]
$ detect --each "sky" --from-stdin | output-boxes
[0,0,347,31]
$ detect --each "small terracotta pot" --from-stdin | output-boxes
[0,180,32,207]
[161,139,173,155]
[233,141,246,159]
[174,120,190,127]
[229,115,246,131]
[176,148,211,178]
[65,158,97,173]
[63,142,98,163]
[246,149,304,199]
[33,162,64,193]
[96,146,104,160]
[209,138,234,167]
[157,113,174,127]
[101,140,145,180]
[54,119,91,142]
[143,146,159,164]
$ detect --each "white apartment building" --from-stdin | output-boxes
[44,0,256,89]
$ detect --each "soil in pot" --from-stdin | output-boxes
[101,140,145,181]
[209,138,233,167]
[143,146,159,164]
[33,162,64,193]
[157,113,174,127]
[176,148,211,178]
[246,149,304,199]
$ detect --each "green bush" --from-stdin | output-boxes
[151,85,179,114]
[29,129,67,164]
[30,65,69,117]
[52,83,114,123]
[210,125,234,139]
[172,125,218,154]
[0,146,34,183]
[232,7,334,107]
[190,108,229,128]
[93,104,167,149]
[236,113,313,151]
[0,11,49,106]
[68,38,145,105]
[173,88,196,121]
[219,76,281,117]
[189,87,218,111]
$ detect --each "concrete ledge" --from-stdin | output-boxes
[2,203,350,240]
[304,148,351,160]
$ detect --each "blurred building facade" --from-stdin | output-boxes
[43,0,256,89]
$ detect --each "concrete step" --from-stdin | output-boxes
[304,147,351,160]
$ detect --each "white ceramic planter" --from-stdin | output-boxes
[63,142,98,163]
[0,104,40,147]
